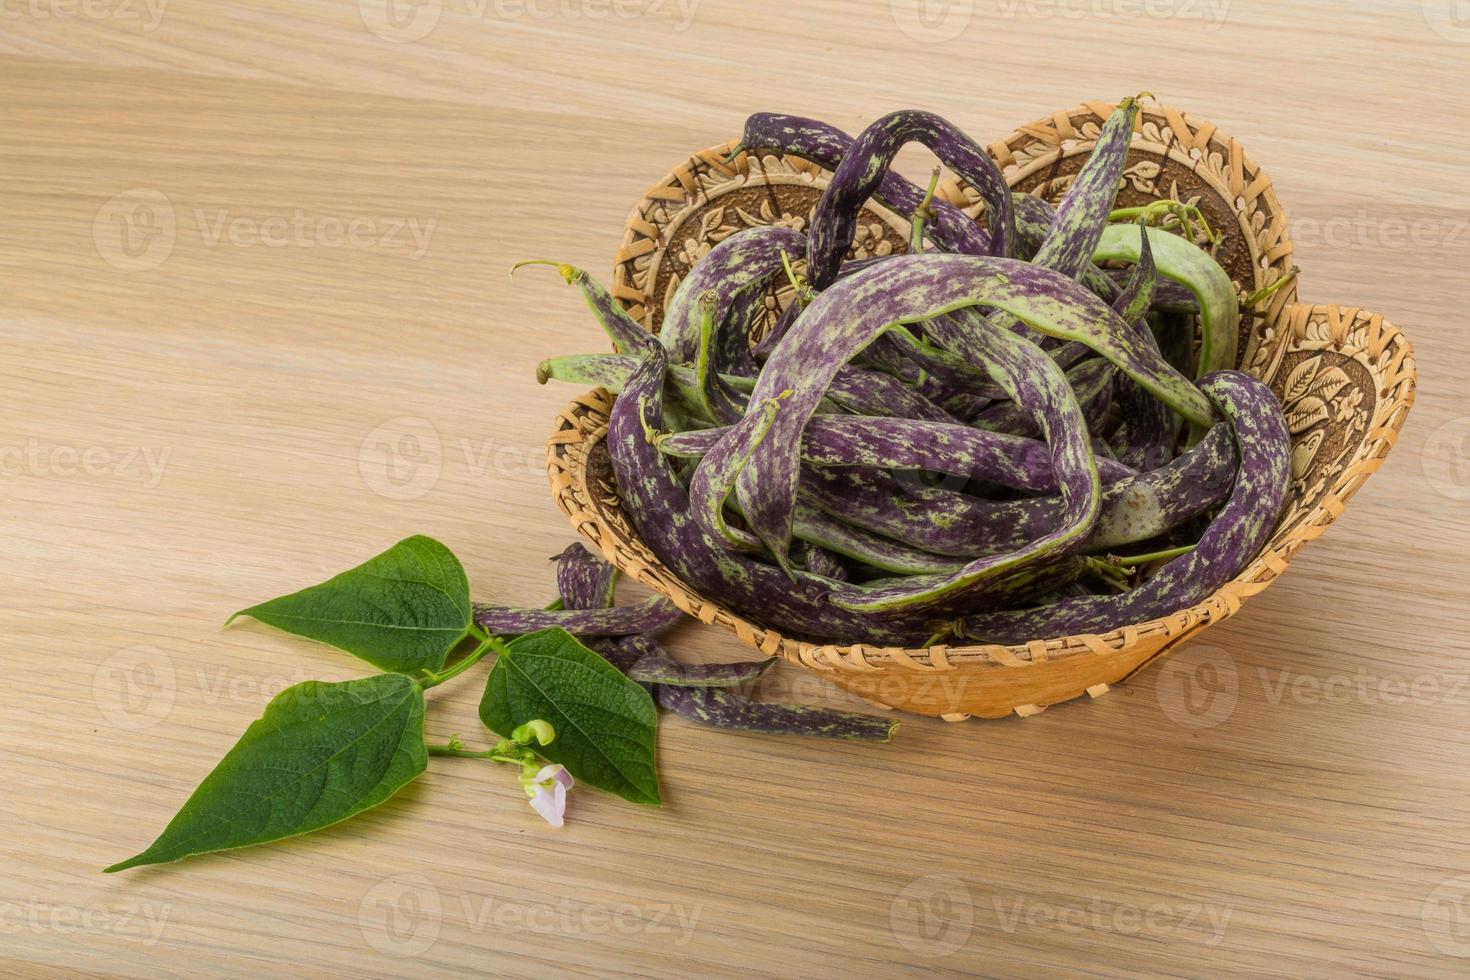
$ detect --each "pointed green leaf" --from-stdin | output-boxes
[229,535,471,674]
[107,674,426,872]
[480,628,660,805]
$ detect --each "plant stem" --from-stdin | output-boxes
[1108,544,1197,567]
[910,166,942,253]
[1243,266,1299,308]
[779,248,812,306]
[419,631,503,690]
[425,742,525,765]
[426,743,495,759]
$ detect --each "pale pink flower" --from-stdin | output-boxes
[526,765,574,828]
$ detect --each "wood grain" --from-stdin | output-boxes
[2,2,1467,976]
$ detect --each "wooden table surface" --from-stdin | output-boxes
[3,2,1468,976]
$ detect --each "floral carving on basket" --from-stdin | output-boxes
[1267,348,1376,545]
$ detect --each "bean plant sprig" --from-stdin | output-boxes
[108,536,894,873]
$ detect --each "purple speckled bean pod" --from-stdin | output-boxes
[822,311,1102,614]
[751,301,801,362]
[1107,270,1198,313]
[626,644,775,687]
[1112,224,1158,324]
[801,423,1235,558]
[747,257,1215,564]
[554,543,618,611]
[660,226,806,362]
[523,262,659,356]
[792,540,850,581]
[657,681,898,741]
[660,414,1135,493]
[1108,229,1175,470]
[826,365,960,423]
[471,596,683,638]
[1032,96,1141,278]
[689,396,782,552]
[972,357,1116,440]
[690,291,749,425]
[786,495,965,576]
[625,633,896,740]
[740,113,990,257]
[958,370,1289,643]
[806,111,1014,288]
[735,254,1213,572]
[1013,193,1118,300]
[862,329,996,418]
[716,282,764,377]
[605,343,939,643]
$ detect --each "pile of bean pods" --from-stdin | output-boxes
[532,96,1292,648]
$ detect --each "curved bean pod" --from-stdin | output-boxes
[605,344,939,643]
[739,112,990,256]
[958,370,1289,643]
[627,646,775,687]
[1107,229,1175,470]
[806,110,1013,288]
[659,413,1135,492]
[691,291,748,424]
[555,543,618,611]
[1094,224,1240,377]
[1031,96,1141,278]
[689,397,783,553]
[823,314,1102,613]
[660,226,806,361]
[516,261,658,356]
[472,596,683,638]
[972,356,1115,439]
[737,253,1213,564]
[800,423,1234,558]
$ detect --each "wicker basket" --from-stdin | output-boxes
[546,101,1418,720]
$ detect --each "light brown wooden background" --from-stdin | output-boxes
[2,1,1468,976]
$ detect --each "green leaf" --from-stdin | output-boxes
[107,674,426,872]
[229,535,472,674]
[480,628,660,805]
